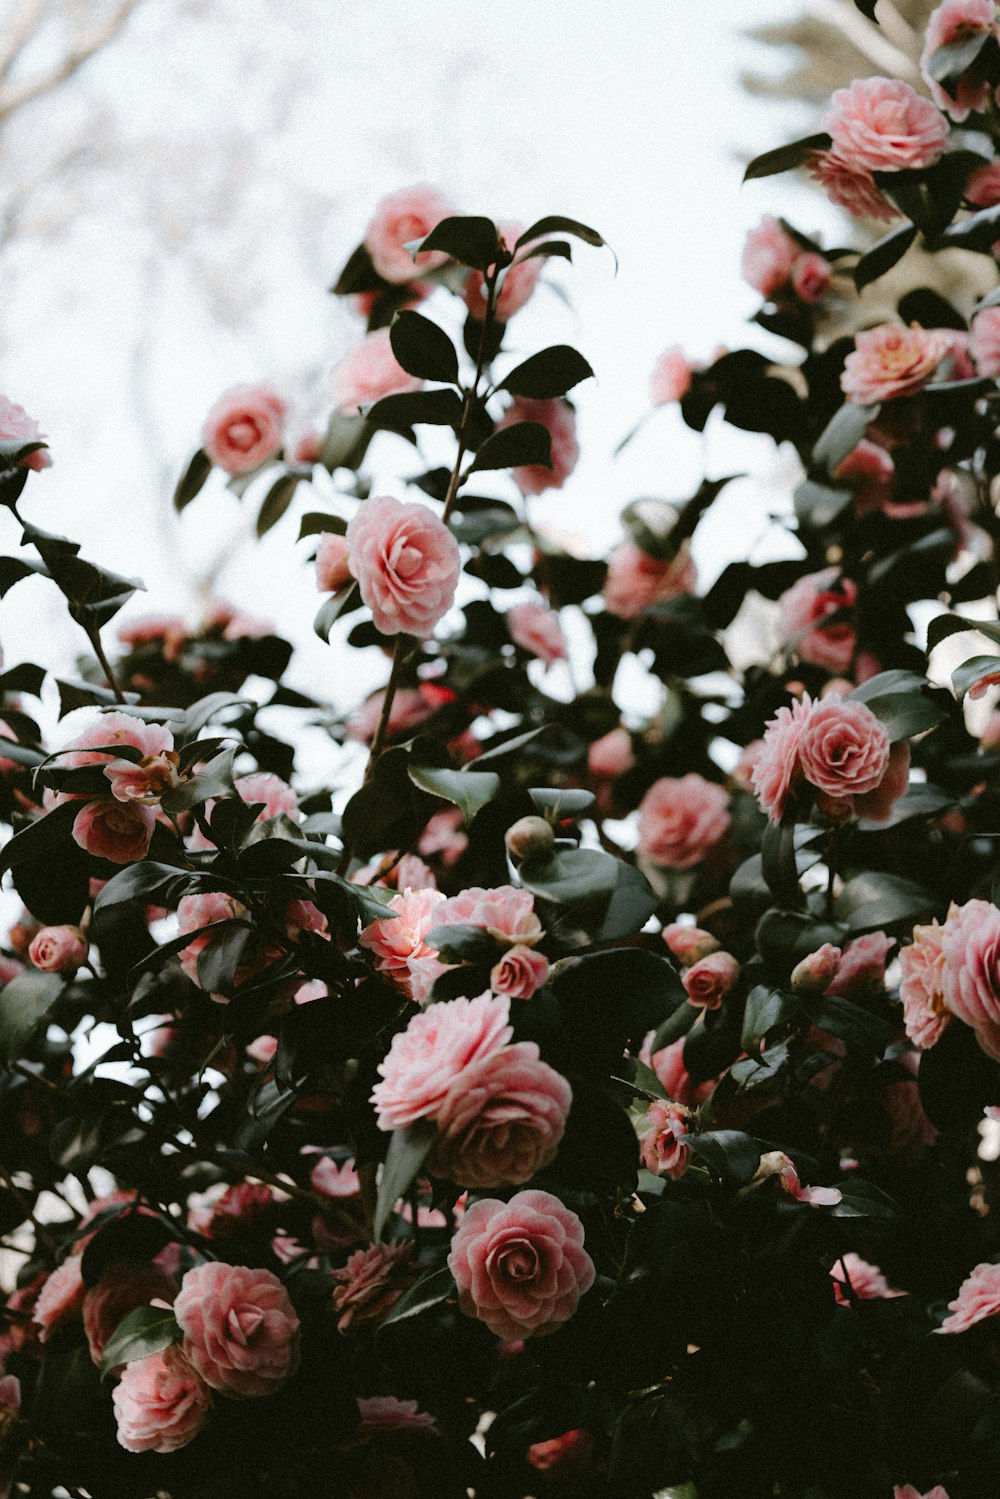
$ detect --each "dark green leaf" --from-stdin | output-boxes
[834,871,934,931]
[256,471,302,538]
[517,846,620,905]
[0,971,63,1064]
[173,448,212,512]
[794,478,854,527]
[378,1262,455,1331]
[514,215,615,269]
[527,788,595,820]
[365,389,464,431]
[940,199,1000,252]
[761,820,803,909]
[953,654,1000,699]
[469,420,552,474]
[500,345,594,400]
[314,581,358,642]
[390,310,460,383]
[849,669,946,738]
[196,921,253,995]
[927,30,993,88]
[93,862,195,913]
[741,985,800,1054]
[828,1179,896,1219]
[100,1306,179,1378]
[298,510,346,542]
[0,556,43,597]
[374,1119,437,1241]
[425,923,502,964]
[687,1131,761,1186]
[160,748,236,814]
[0,438,48,470]
[813,401,878,473]
[413,216,501,271]
[853,222,917,292]
[927,611,1000,653]
[406,765,500,825]
[743,132,832,182]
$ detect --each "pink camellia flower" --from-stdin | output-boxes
[638,1098,693,1179]
[332,1241,414,1332]
[33,1254,85,1341]
[970,307,1000,378]
[464,219,543,323]
[841,323,951,405]
[236,771,299,822]
[176,892,249,986]
[806,148,898,222]
[202,383,286,476]
[346,494,460,638]
[203,1182,276,1240]
[315,532,351,593]
[893,1486,951,1499]
[741,215,799,300]
[83,1259,178,1367]
[603,539,697,619]
[117,612,188,659]
[826,931,893,999]
[831,1252,900,1305]
[749,694,845,823]
[662,923,721,966]
[356,1395,439,1436]
[900,918,951,1049]
[791,944,843,995]
[779,567,858,673]
[490,944,550,1000]
[968,158,1000,206]
[682,951,739,1010]
[346,686,436,745]
[0,395,51,469]
[0,1374,23,1498]
[448,1189,595,1338]
[291,429,323,465]
[104,751,179,807]
[330,327,423,414]
[937,1259,1000,1332]
[797,694,893,810]
[506,600,567,666]
[527,1428,594,1479]
[28,924,88,974]
[437,885,544,948]
[637,774,730,870]
[791,251,832,304]
[417,805,468,866]
[500,396,579,496]
[751,1150,842,1207]
[61,710,173,772]
[939,899,1000,1055]
[359,886,446,999]
[835,438,896,515]
[173,1261,300,1398]
[370,991,512,1130]
[921,0,997,120]
[824,77,950,173]
[428,1042,572,1188]
[112,1345,211,1453]
[650,345,694,406]
[72,798,155,864]
[642,1035,712,1108]
[364,183,456,284]
[588,726,635,781]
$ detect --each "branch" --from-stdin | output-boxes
[0,0,142,126]
[809,0,922,83]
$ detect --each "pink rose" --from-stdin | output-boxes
[587,727,635,780]
[428,1042,571,1188]
[330,327,423,414]
[940,899,1000,1052]
[112,1345,211,1453]
[202,383,286,476]
[370,991,513,1130]
[937,1259,1000,1333]
[490,944,550,1000]
[637,774,730,870]
[662,923,721,966]
[921,0,997,120]
[72,798,155,864]
[806,149,898,222]
[797,695,892,807]
[448,1188,595,1338]
[176,892,249,986]
[831,1252,898,1305]
[0,394,51,469]
[506,600,567,666]
[779,567,858,673]
[900,918,951,1049]
[842,323,951,405]
[359,886,447,998]
[347,687,436,744]
[464,220,542,323]
[83,1259,178,1366]
[824,77,950,172]
[970,307,1000,378]
[174,1261,300,1397]
[364,184,456,284]
[315,532,352,593]
[346,494,460,638]
[741,216,799,300]
[332,1241,414,1332]
[791,251,832,304]
[33,1254,85,1341]
[826,931,893,998]
[28,924,88,974]
[682,951,739,1010]
[649,346,694,406]
[499,397,579,496]
[638,1098,692,1179]
[603,540,697,619]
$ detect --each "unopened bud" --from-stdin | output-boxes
[790,943,842,995]
[662,922,721,967]
[505,816,555,862]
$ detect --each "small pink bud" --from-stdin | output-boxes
[505,816,555,862]
[28,925,88,974]
[790,943,843,995]
[662,923,721,967]
[682,951,740,1010]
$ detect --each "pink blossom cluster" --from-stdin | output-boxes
[740,216,831,304]
[55,711,181,866]
[603,538,697,619]
[920,0,999,120]
[900,898,1000,1061]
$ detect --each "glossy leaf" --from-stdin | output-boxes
[406,765,500,825]
[173,448,212,512]
[413,216,501,271]
[378,1262,455,1332]
[256,471,303,538]
[365,389,464,431]
[0,971,63,1064]
[743,132,832,182]
[469,421,552,474]
[390,310,460,383]
[100,1306,179,1379]
[500,345,594,400]
[374,1119,436,1241]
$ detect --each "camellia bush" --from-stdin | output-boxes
[10,5,1000,1495]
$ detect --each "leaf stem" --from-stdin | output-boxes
[364,635,410,785]
[441,266,500,526]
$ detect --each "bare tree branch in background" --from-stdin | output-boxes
[742,0,930,104]
[0,0,141,125]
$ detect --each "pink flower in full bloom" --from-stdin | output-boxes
[490,944,550,1000]
[448,1188,595,1338]
[921,0,997,120]
[842,324,952,405]
[751,696,813,823]
[831,1251,899,1305]
[346,494,460,638]
[83,1259,178,1366]
[797,695,893,805]
[900,918,951,1049]
[202,384,286,476]
[778,567,858,673]
[330,327,423,414]
[112,1345,211,1453]
[359,886,446,998]
[499,397,579,496]
[436,885,544,947]
[649,346,694,406]
[28,924,88,974]
[332,1241,414,1332]
[603,539,697,619]
[937,1259,1000,1332]
[970,307,1000,378]
[637,774,730,870]
[464,219,542,323]
[506,600,567,666]
[61,710,173,771]
[939,899,1000,1055]
[682,951,739,1010]
[806,149,898,222]
[893,1486,951,1499]
[33,1255,85,1341]
[0,395,51,469]
[417,805,468,865]
[428,1042,572,1188]
[364,183,456,284]
[173,1261,300,1397]
[588,726,635,780]
[824,77,950,173]
[638,1098,692,1179]
[315,532,351,593]
[370,991,513,1130]
[741,216,799,300]
[72,799,156,864]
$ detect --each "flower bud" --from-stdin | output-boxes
[790,944,842,994]
[505,816,555,862]
[662,922,721,967]
[28,924,88,974]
